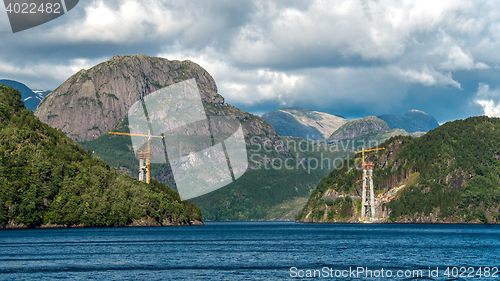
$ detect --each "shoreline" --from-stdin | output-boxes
[192,219,494,225]
[294,220,494,225]
[0,219,204,230]
[3,219,495,229]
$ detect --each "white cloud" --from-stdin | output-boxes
[0,57,105,89]
[475,62,490,69]
[24,0,500,87]
[439,46,475,70]
[49,0,193,44]
[3,0,500,121]
[158,49,411,111]
[227,0,491,68]
[47,0,248,47]
[229,0,414,65]
[0,3,11,34]
[474,83,500,117]
[476,83,500,98]
[476,99,500,117]
[158,49,304,106]
[393,65,461,88]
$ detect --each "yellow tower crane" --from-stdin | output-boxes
[354,146,385,168]
[353,146,385,220]
[108,130,164,184]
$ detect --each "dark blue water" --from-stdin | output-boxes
[0,222,499,280]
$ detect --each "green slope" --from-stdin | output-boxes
[0,85,202,228]
[190,167,325,220]
[192,136,350,220]
[80,131,350,220]
[297,116,500,224]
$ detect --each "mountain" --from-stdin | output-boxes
[36,53,291,171]
[0,79,49,111]
[262,109,438,143]
[327,116,425,148]
[0,84,203,228]
[36,54,332,221]
[297,116,500,224]
[328,116,389,141]
[378,110,439,133]
[35,55,443,222]
[35,54,282,151]
[262,107,347,140]
[35,54,221,142]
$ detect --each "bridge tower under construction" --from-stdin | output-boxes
[361,163,375,218]
[137,149,148,182]
[354,147,385,220]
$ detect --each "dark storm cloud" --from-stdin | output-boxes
[1,0,500,123]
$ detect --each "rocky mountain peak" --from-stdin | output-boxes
[379,110,439,133]
[407,109,427,114]
[35,54,223,141]
[328,116,389,141]
[262,107,347,140]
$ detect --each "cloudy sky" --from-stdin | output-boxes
[1,0,500,123]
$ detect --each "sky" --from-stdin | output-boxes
[1,0,500,124]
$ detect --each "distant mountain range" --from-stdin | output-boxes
[262,107,438,145]
[327,115,425,147]
[378,109,439,133]
[0,79,50,111]
[261,107,347,140]
[328,116,389,141]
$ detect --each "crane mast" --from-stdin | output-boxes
[108,130,164,184]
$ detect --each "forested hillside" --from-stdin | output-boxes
[297,116,500,224]
[0,85,202,228]
[41,53,307,221]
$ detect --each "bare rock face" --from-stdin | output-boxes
[35,54,224,142]
[328,116,389,142]
[35,53,291,170]
[262,107,348,140]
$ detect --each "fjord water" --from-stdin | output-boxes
[1,222,499,280]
